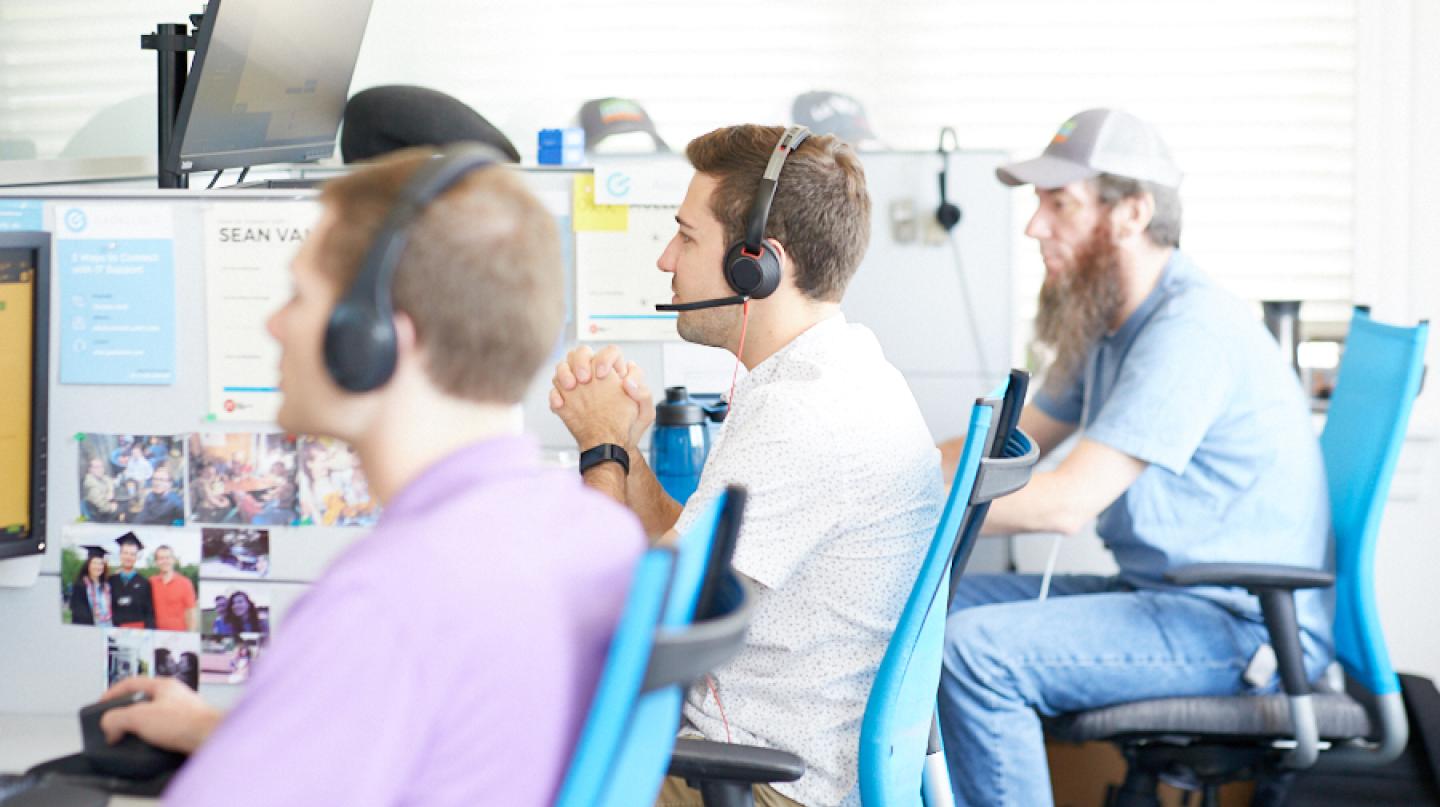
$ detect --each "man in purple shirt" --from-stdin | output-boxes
[97,149,645,806]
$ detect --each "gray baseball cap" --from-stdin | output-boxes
[792,91,885,150]
[578,98,669,153]
[997,108,1182,190]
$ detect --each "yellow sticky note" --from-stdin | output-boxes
[573,174,629,232]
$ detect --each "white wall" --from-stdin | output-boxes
[1357,0,1440,683]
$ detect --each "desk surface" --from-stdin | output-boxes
[0,713,155,806]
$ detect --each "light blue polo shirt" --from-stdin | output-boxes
[1035,250,1333,663]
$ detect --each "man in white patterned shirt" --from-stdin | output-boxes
[550,124,944,807]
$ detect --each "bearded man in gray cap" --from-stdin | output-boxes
[935,109,1332,806]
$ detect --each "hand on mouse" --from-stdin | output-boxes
[98,676,224,755]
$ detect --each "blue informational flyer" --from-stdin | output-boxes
[0,200,42,232]
[55,204,177,385]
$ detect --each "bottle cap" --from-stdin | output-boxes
[656,386,705,426]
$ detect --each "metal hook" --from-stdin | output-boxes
[938,126,959,154]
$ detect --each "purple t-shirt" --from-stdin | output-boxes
[164,436,644,807]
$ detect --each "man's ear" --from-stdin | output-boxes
[393,310,420,364]
[766,237,795,290]
[1113,192,1156,241]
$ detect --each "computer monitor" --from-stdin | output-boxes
[0,232,50,560]
[166,0,375,176]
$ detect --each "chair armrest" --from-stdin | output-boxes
[1165,562,1328,697]
[970,428,1039,505]
[1164,563,1334,592]
[1166,562,1331,768]
[668,738,805,784]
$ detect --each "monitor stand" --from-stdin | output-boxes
[141,13,202,190]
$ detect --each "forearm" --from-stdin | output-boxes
[981,469,1092,536]
[581,462,628,507]
[980,438,1144,536]
[623,451,684,539]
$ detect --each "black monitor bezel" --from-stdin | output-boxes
[0,230,50,561]
[164,0,358,175]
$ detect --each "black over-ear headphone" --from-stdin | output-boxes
[656,125,810,313]
[937,126,962,232]
[724,124,811,299]
[323,144,504,393]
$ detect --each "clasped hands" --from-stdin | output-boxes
[549,345,655,451]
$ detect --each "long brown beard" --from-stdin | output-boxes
[1034,224,1126,394]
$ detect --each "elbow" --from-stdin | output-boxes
[1026,469,1106,536]
[1040,498,1093,536]
[1047,511,1090,537]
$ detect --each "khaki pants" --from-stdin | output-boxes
[655,775,805,806]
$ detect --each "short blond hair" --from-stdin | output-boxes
[316,148,563,403]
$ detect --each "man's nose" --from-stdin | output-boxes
[1024,210,1050,240]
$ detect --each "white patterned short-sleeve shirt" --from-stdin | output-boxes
[675,313,943,806]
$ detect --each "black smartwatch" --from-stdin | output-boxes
[579,443,630,476]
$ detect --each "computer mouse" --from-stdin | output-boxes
[77,692,187,780]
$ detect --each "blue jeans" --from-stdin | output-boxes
[937,574,1277,807]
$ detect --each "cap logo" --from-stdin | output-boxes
[601,110,644,125]
[598,99,645,125]
[1051,119,1077,145]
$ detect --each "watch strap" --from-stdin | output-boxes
[579,443,630,476]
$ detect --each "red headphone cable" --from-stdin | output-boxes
[705,674,733,743]
[727,299,751,412]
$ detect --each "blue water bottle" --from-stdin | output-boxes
[652,386,711,504]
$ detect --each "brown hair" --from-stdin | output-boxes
[685,125,870,302]
[315,148,563,404]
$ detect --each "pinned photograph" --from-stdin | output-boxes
[201,527,271,579]
[296,436,379,527]
[200,634,267,686]
[105,629,153,685]
[61,526,200,633]
[63,540,114,628]
[187,433,299,525]
[76,434,186,526]
[105,629,201,691]
[199,582,271,639]
[153,631,202,691]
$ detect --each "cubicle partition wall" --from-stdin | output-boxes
[0,151,1010,714]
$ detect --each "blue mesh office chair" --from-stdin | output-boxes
[667,372,1038,807]
[862,372,1038,807]
[1046,307,1429,806]
[556,487,755,807]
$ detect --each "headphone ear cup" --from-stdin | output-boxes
[937,201,962,232]
[724,241,782,299]
[752,242,782,299]
[324,300,398,393]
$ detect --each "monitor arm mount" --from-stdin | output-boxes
[140,11,203,189]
